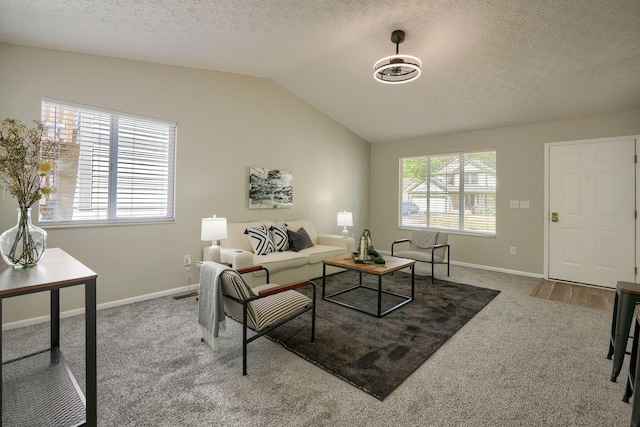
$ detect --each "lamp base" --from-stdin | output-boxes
[341,227,349,237]
[207,245,221,263]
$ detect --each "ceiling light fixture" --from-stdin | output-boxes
[373,30,421,84]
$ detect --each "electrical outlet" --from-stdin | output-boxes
[510,247,517,255]
[184,255,191,267]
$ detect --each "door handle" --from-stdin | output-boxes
[551,212,558,222]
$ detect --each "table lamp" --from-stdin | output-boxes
[337,211,353,237]
[201,215,228,263]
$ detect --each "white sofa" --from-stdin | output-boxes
[203,219,355,287]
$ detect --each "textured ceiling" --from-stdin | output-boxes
[1,0,639,143]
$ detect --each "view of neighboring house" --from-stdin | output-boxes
[403,154,496,233]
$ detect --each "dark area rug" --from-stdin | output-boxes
[265,270,500,400]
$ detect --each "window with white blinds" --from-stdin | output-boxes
[400,150,496,235]
[40,99,176,225]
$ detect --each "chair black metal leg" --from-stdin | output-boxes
[447,246,450,277]
[431,262,435,284]
[609,292,620,360]
[243,305,248,375]
[311,304,316,342]
[311,283,316,342]
[624,317,640,402]
[625,379,634,403]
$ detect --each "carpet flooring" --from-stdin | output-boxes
[265,270,500,400]
[1,264,634,426]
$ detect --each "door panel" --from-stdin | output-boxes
[548,139,635,287]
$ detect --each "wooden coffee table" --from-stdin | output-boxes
[322,254,415,317]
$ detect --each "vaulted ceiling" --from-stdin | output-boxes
[1,0,639,143]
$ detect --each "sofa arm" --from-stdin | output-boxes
[203,245,255,270]
[220,248,255,270]
[317,234,355,253]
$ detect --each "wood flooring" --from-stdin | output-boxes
[530,279,615,311]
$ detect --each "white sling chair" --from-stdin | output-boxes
[391,230,450,283]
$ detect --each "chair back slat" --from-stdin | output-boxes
[220,270,258,326]
[221,270,255,300]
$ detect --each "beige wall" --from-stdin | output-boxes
[3,42,640,324]
[371,109,640,275]
[0,44,370,324]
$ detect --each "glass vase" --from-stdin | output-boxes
[0,207,47,268]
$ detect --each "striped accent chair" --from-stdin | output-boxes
[220,266,316,375]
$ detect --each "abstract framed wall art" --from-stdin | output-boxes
[249,167,293,209]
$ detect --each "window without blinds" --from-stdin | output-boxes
[400,150,496,235]
[40,99,176,224]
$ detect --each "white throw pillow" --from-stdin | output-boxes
[270,223,289,252]
[244,225,275,255]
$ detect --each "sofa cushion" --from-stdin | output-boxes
[393,250,435,263]
[301,245,348,264]
[245,224,276,255]
[270,223,289,252]
[247,288,312,331]
[287,227,314,252]
[252,251,308,273]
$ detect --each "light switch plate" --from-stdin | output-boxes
[520,200,530,208]
[510,200,520,208]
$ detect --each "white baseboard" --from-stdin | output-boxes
[2,283,200,331]
[379,249,542,279]
[449,260,543,279]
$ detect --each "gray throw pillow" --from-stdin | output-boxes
[287,227,314,252]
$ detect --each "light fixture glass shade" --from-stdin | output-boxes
[373,55,422,84]
[201,216,228,241]
[337,211,353,237]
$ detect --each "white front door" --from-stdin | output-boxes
[547,138,636,287]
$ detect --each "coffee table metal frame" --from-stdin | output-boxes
[321,255,415,318]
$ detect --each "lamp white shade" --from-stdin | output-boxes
[337,211,353,237]
[201,216,228,241]
[201,216,227,263]
[337,211,353,227]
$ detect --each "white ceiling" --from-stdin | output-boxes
[1,0,639,143]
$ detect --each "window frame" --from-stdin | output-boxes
[399,150,496,237]
[39,98,177,227]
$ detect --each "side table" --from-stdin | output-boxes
[0,248,97,426]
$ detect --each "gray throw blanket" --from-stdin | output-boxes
[198,262,231,350]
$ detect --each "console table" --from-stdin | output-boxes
[0,248,97,426]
